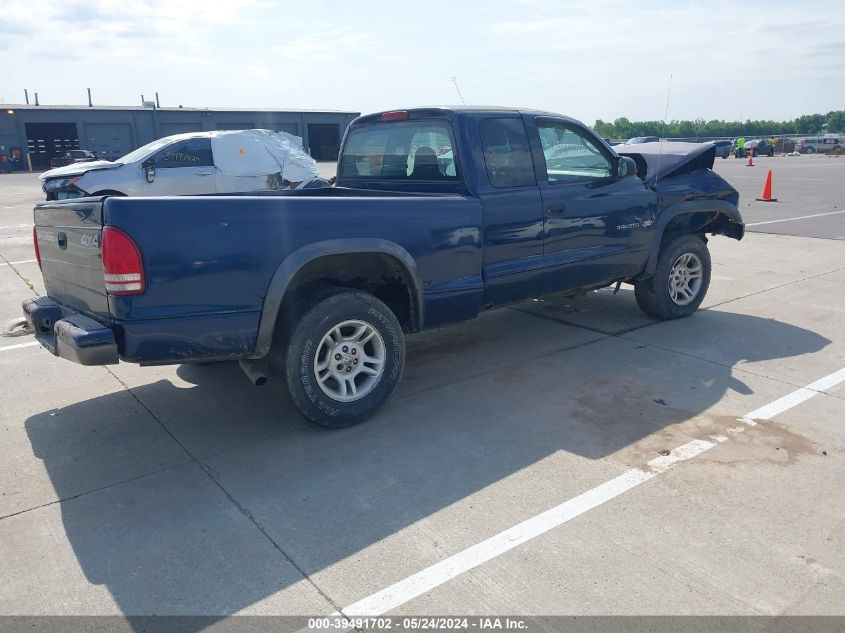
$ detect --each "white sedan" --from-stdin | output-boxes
[40,129,320,200]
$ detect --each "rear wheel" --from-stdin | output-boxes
[634,234,711,319]
[805,146,815,154]
[283,290,405,428]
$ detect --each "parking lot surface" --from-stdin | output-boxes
[0,156,843,626]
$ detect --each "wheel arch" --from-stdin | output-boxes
[249,239,424,358]
[638,200,744,279]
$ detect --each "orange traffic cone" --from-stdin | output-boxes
[746,151,754,167]
[756,169,777,202]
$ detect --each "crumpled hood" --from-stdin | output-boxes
[40,160,123,181]
[616,142,716,184]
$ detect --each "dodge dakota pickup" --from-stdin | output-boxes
[24,107,744,427]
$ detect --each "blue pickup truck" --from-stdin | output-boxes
[24,107,744,427]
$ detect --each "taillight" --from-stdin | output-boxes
[33,226,42,269]
[101,226,145,295]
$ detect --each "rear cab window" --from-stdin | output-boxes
[339,121,459,189]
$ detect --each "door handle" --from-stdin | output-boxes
[547,204,567,217]
[196,171,214,176]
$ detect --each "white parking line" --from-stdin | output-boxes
[0,224,32,230]
[0,259,37,267]
[746,209,845,226]
[335,366,845,618]
[0,340,39,353]
[741,366,845,422]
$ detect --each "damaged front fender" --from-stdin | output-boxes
[638,199,745,279]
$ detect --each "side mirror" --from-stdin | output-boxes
[616,156,637,178]
[142,160,156,183]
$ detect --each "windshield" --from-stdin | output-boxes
[116,137,176,164]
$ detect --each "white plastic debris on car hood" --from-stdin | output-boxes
[211,129,319,182]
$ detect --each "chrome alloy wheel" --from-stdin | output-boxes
[314,319,386,402]
[668,252,704,306]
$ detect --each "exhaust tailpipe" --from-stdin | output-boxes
[239,358,268,387]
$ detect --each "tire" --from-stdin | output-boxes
[805,146,815,154]
[634,234,711,320]
[283,290,404,428]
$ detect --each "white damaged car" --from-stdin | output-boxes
[40,129,321,200]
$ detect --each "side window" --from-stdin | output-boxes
[154,138,213,168]
[479,118,536,188]
[536,120,612,182]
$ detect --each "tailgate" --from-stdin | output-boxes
[34,197,109,319]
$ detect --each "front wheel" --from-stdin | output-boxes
[634,234,711,319]
[283,290,405,428]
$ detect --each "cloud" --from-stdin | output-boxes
[53,1,128,24]
[269,29,376,62]
[0,17,27,36]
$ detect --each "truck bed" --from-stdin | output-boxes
[33,191,483,363]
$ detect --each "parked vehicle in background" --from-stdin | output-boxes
[625,136,659,144]
[39,129,320,200]
[734,139,774,158]
[712,140,732,159]
[24,106,744,427]
[774,138,796,154]
[48,149,98,169]
[797,135,843,154]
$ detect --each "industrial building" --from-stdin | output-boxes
[0,103,360,170]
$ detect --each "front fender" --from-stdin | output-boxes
[639,200,744,279]
[77,166,131,195]
[249,238,424,358]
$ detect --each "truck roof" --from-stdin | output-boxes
[356,106,583,126]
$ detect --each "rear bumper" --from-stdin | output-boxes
[22,297,118,365]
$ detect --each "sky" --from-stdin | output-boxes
[1,0,844,125]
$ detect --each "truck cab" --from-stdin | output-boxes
[337,108,661,304]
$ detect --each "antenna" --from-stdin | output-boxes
[654,74,673,182]
[451,76,466,105]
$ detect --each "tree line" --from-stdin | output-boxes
[593,110,845,140]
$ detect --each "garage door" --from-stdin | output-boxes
[84,123,133,161]
[307,124,340,160]
[25,122,79,168]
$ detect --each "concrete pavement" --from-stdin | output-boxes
[0,164,843,625]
